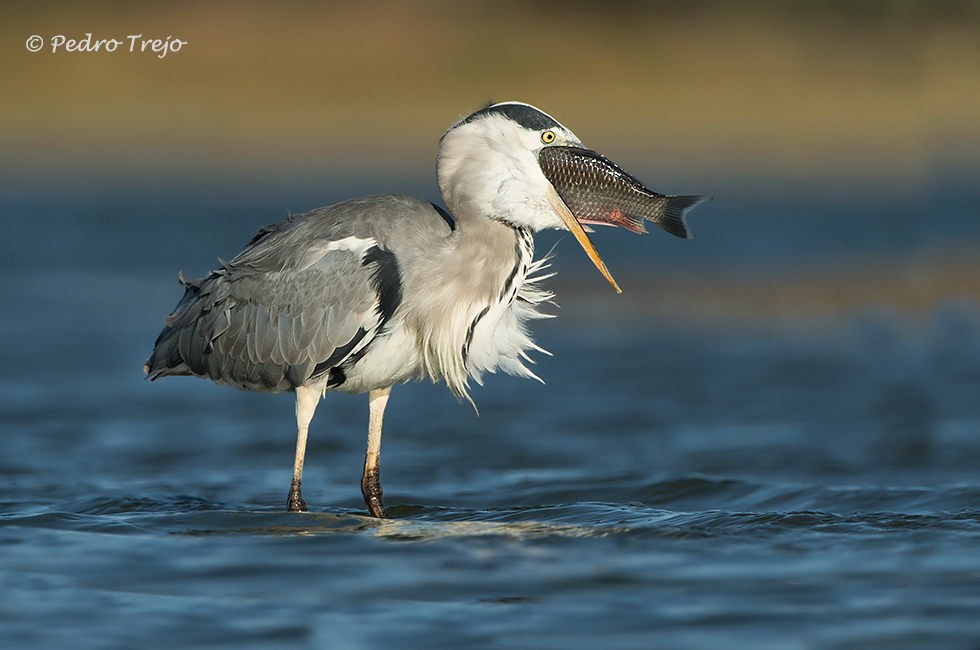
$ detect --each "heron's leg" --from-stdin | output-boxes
[287,385,320,512]
[361,386,391,518]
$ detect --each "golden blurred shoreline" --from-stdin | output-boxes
[549,248,980,331]
[5,2,980,181]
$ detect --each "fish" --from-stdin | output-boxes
[538,146,707,239]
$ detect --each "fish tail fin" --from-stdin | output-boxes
[659,195,709,240]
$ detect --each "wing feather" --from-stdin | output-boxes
[150,237,382,391]
[145,195,447,393]
[252,305,274,363]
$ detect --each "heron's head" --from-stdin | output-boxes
[437,101,702,293]
[438,102,583,231]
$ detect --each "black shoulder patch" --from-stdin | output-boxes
[455,103,561,132]
[430,202,456,231]
[362,246,403,325]
[311,327,368,380]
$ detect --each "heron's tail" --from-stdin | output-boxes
[144,326,184,379]
[143,272,202,379]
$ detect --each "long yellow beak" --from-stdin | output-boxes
[547,187,622,294]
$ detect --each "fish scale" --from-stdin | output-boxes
[538,146,705,240]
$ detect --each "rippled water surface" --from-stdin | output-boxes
[2,177,980,649]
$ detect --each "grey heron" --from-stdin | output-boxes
[145,101,706,518]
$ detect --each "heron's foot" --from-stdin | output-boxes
[287,479,307,512]
[361,468,388,518]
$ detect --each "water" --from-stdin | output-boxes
[2,170,980,649]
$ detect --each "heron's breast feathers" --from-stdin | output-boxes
[408,227,554,402]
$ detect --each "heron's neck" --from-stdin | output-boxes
[405,210,539,400]
[441,212,531,299]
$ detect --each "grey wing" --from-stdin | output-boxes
[144,217,401,393]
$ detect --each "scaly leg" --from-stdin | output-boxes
[361,386,391,518]
[287,384,320,512]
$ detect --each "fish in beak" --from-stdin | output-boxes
[539,145,707,293]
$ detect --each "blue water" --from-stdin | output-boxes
[2,168,980,649]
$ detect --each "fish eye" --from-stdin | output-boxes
[541,130,556,144]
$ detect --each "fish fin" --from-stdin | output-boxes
[659,195,709,240]
[579,213,648,235]
[619,214,648,234]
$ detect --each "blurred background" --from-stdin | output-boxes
[4,0,980,475]
[4,0,979,331]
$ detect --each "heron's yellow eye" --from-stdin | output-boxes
[541,130,556,144]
